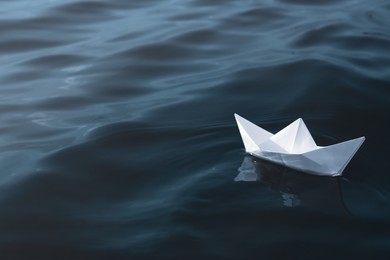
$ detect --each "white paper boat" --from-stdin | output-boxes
[234,114,365,176]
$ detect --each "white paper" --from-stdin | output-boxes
[234,114,365,176]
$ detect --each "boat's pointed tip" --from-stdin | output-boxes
[351,136,366,143]
[289,117,304,126]
[234,113,243,121]
[358,136,366,145]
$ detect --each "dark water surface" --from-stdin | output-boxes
[0,0,390,258]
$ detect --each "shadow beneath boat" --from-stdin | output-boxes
[235,156,351,216]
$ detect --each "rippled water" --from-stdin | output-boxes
[0,0,390,258]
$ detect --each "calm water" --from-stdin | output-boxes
[0,0,390,258]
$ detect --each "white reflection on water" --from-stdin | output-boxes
[235,156,351,214]
[235,156,258,182]
[281,192,301,207]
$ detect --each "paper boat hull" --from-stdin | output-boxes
[248,151,342,177]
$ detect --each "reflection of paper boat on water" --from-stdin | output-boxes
[235,156,351,215]
[235,114,365,176]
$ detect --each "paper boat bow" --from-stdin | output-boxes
[235,114,365,176]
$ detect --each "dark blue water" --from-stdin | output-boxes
[0,0,390,258]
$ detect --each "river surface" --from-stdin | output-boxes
[0,0,390,259]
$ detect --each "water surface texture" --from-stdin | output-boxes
[0,0,390,258]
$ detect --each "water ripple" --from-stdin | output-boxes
[0,0,389,258]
